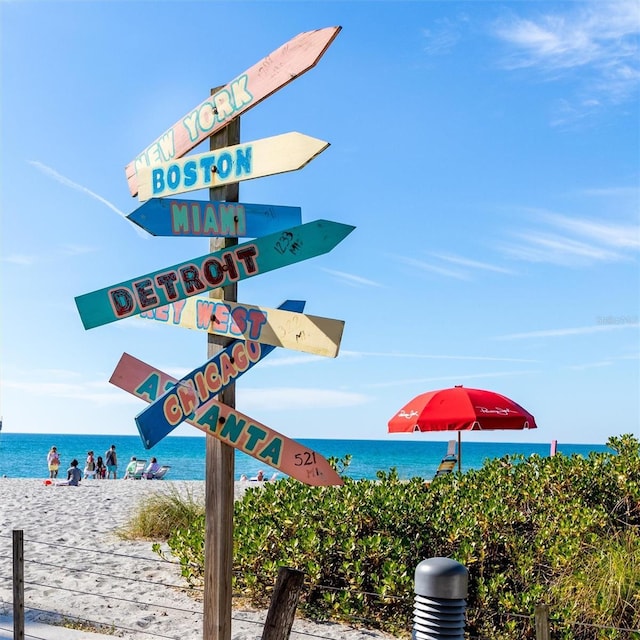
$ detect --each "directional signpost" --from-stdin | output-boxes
[136,132,329,201]
[138,297,345,358]
[125,26,341,196]
[75,219,355,329]
[110,353,343,486]
[81,25,349,640]
[134,299,305,447]
[127,198,302,238]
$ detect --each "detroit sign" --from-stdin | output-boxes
[75,220,355,330]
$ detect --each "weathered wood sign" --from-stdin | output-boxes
[127,198,302,237]
[130,299,303,447]
[125,26,341,196]
[110,352,343,486]
[139,297,345,358]
[136,132,329,201]
[75,219,355,330]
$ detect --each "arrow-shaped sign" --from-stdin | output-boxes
[139,297,345,358]
[136,132,329,202]
[127,198,302,238]
[109,352,343,486]
[75,219,355,330]
[125,26,341,196]
[127,299,303,448]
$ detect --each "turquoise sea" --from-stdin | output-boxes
[0,432,613,481]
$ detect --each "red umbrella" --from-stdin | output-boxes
[388,385,537,472]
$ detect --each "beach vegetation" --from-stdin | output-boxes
[119,485,204,540]
[147,434,639,639]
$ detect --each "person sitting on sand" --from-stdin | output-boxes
[56,459,82,486]
[144,457,160,479]
[47,446,60,479]
[124,456,138,479]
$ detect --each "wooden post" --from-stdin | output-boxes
[203,95,240,640]
[261,567,305,640]
[534,604,550,640]
[13,530,24,640]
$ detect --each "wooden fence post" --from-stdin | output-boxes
[261,567,305,640]
[12,530,24,640]
[534,603,550,640]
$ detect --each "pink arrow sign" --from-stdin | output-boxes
[125,26,341,196]
[109,353,343,487]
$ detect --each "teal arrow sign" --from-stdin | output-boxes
[127,198,302,238]
[75,219,355,330]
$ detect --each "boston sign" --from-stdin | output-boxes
[136,132,329,201]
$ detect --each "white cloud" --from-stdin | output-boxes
[429,252,516,275]
[238,387,369,411]
[542,212,640,249]
[321,268,384,288]
[494,323,639,341]
[395,255,471,280]
[340,350,538,363]
[4,377,135,406]
[564,361,613,371]
[368,369,539,389]
[499,208,640,266]
[3,254,35,265]
[29,161,147,238]
[503,230,628,265]
[493,1,640,119]
[422,18,462,56]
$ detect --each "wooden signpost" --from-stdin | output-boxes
[127,197,302,238]
[136,132,329,201]
[125,26,341,196]
[109,352,343,486]
[134,299,304,447]
[75,219,355,329]
[138,297,345,358]
[91,25,346,640]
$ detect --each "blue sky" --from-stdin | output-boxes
[1,1,638,446]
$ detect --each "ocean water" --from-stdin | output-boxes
[0,432,613,481]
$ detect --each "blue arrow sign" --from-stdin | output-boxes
[124,299,305,448]
[127,198,302,238]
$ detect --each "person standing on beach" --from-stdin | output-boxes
[84,451,96,480]
[95,455,106,479]
[105,445,118,479]
[47,446,60,478]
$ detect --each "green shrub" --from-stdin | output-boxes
[158,434,639,639]
[120,485,205,541]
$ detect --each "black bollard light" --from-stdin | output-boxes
[412,557,468,640]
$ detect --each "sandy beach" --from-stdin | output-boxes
[0,478,398,640]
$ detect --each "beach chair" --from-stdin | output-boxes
[433,440,458,479]
[130,459,147,480]
[150,465,170,480]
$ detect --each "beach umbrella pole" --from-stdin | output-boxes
[458,432,461,473]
